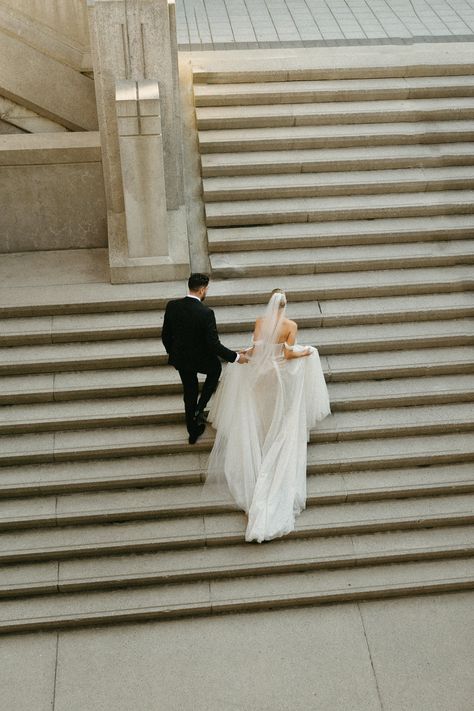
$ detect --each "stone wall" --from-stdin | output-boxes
[0,133,107,253]
[0,0,89,52]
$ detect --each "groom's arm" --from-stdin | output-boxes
[205,309,238,363]
[161,303,173,354]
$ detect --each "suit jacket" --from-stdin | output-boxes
[162,296,237,371]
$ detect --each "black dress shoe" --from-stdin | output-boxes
[188,422,205,445]
[193,409,207,425]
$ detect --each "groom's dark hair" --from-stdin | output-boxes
[188,273,210,291]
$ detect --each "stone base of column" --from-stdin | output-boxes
[108,206,190,284]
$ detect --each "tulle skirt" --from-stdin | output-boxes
[202,346,331,542]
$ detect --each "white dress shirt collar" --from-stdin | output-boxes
[186,293,201,302]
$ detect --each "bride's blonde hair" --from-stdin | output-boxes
[271,288,287,308]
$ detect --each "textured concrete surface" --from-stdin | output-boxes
[0,632,57,711]
[0,249,110,289]
[359,592,474,711]
[176,0,474,50]
[2,592,470,711]
[0,162,107,252]
[54,602,381,711]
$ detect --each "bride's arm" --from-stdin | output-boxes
[284,323,311,359]
[241,317,263,357]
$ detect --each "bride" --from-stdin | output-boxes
[203,289,331,543]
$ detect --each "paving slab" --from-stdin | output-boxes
[178,5,474,49]
[0,249,109,290]
[0,632,57,711]
[359,591,474,711]
[52,604,380,711]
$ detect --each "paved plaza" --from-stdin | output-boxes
[176,0,474,49]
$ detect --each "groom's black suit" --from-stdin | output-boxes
[162,296,238,437]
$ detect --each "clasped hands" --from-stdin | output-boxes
[237,349,251,364]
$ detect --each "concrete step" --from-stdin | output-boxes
[0,317,471,376]
[0,452,203,498]
[1,464,474,531]
[0,338,162,375]
[196,98,474,130]
[193,76,474,106]
[0,266,471,318]
[205,191,474,226]
[201,143,474,177]
[207,215,474,251]
[0,405,473,466]
[0,492,472,563]
[316,293,474,326]
[0,447,470,500]
[228,319,474,355]
[329,375,474,411]
[0,311,163,347]
[0,367,181,404]
[198,121,474,154]
[210,240,474,278]
[199,267,474,305]
[2,292,473,351]
[203,167,474,202]
[1,342,472,407]
[1,555,473,633]
[1,374,472,435]
[326,346,474,381]
[1,524,473,599]
[0,280,184,319]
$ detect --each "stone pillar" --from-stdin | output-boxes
[116,80,169,258]
[87,0,189,283]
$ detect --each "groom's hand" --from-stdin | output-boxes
[237,352,249,364]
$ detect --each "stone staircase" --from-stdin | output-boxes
[1,59,474,634]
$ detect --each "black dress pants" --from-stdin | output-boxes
[178,359,222,435]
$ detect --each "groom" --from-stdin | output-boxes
[162,273,248,444]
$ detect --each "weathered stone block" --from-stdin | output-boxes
[88,0,189,282]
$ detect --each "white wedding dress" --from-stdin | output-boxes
[203,294,331,543]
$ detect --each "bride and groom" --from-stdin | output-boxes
[162,273,331,542]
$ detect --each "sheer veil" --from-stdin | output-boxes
[250,291,287,379]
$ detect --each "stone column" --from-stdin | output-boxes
[87,0,189,283]
[116,80,169,258]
